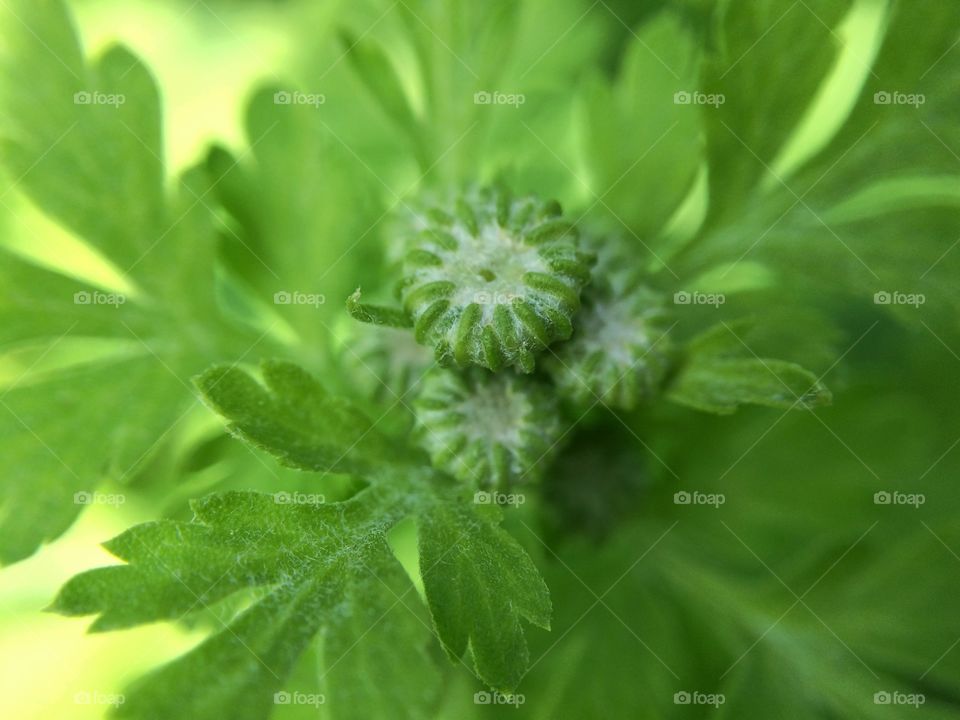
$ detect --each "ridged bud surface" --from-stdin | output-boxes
[547,236,672,410]
[414,368,563,488]
[399,186,593,373]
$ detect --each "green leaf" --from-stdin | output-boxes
[52,489,441,720]
[667,323,831,414]
[196,359,400,474]
[582,10,702,237]
[669,357,832,414]
[712,0,960,321]
[338,30,427,168]
[806,0,960,186]
[0,0,274,564]
[0,8,163,270]
[702,0,852,222]
[683,0,960,322]
[518,381,960,717]
[418,500,551,691]
[211,85,382,355]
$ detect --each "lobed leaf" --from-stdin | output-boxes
[52,489,441,720]
[667,323,830,414]
[195,359,401,475]
[418,501,551,691]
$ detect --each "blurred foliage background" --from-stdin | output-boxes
[1,0,959,717]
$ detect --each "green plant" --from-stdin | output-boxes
[3,0,960,718]
[351,185,593,373]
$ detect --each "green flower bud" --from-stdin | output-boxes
[399,186,593,373]
[547,236,672,411]
[414,368,563,489]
